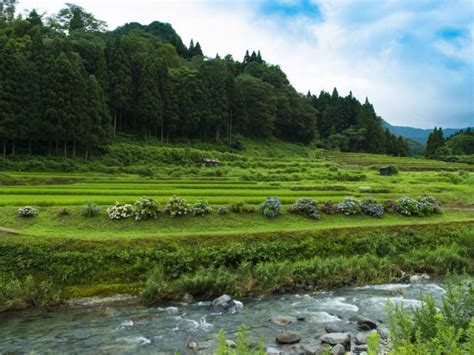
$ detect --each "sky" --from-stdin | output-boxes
[17,0,474,128]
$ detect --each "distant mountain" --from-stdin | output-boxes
[383,122,467,145]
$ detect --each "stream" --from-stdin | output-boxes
[0,281,447,354]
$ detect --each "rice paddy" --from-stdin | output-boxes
[0,140,472,239]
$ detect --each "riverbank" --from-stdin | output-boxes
[1,221,472,311]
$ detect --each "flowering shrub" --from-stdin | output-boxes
[191,199,212,216]
[288,198,320,220]
[397,197,421,216]
[259,197,281,218]
[57,207,71,217]
[164,195,190,217]
[133,197,160,221]
[80,202,100,217]
[360,198,384,218]
[383,199,400,214]
[320,200,338,214]
[229,201,255,213]
[337,198,363,215]
[396,196,442,216]
[417,196,442,215]
[17,206,38,217]
[107,202,134,220]
[218,207,228,215]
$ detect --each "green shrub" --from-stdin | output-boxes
[259,197,281,218]
[0,275,62,311]
[17,206,38,217]
[229,201,256,213]
[133,197,160,221]
[383,199,400,213]
[191,199,212,216]
[79,202,100,217]
[164,195,191,217]
[288,198,320,219]
[388,277,473,354]
[106,202,134,220]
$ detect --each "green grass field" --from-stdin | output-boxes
[0,139,472,306]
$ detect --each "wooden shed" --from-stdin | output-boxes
[379,165,395,176]
[202,158,220,167]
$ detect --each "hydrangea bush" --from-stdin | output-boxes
[383,199,400,214]
[418,196,442,215]
[320,200,338,215]
[133,197,160,221]
[360,198,384,218]
[164,195,190,217]
[288,198,320,220]
[259,197,281,218]
[397,196,442,216]
[337,198,363,215]
[17,206,38,217]
[191,199,212,216]
[80,202,100,217]
[107,202,134,220]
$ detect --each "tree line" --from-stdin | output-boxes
[0,2,410,159]
[426,127,474,158]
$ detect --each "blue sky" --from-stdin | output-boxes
[19,0,474,128]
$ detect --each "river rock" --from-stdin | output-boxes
[211,294,235,311]
[355,344,369,352]
[355,331,375,345]
[182,293,194,303]
[356,315,377,330]
[270,316,294,325]
[266,347,281,355]
[330,344,345,355]
[187,341,208,351]
[409,273,430,284]
[276,331,301,344]
[320,333,350,346]
[301,342,325,355]
[297,315,306,321]
[325,323,343,333]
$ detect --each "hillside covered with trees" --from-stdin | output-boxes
[0,2,410,160]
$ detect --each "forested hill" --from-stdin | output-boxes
[0,3,410,159]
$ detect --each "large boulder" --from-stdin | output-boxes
[320,333,350,346]
[276,331,301,344]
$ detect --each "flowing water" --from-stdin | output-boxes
[0,281,447,354]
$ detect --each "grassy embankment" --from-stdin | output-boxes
[0,138,473,309]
